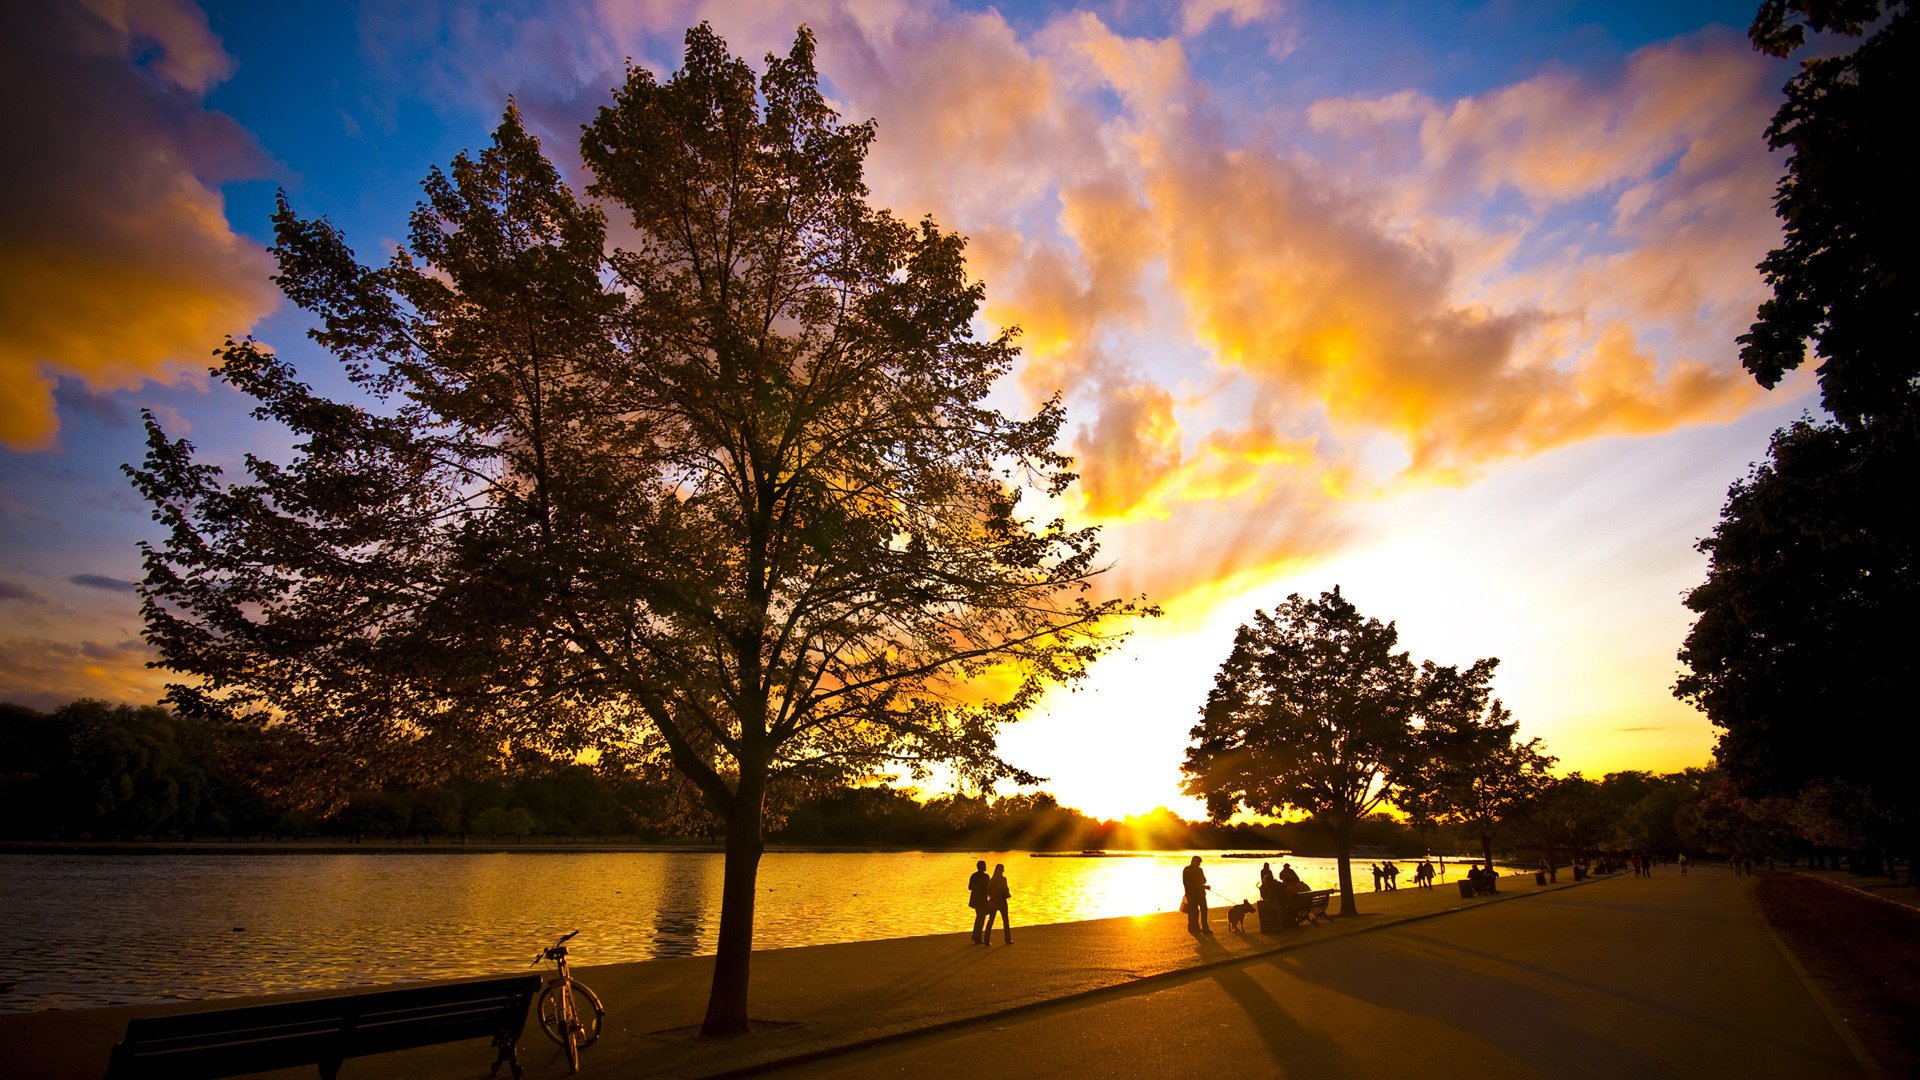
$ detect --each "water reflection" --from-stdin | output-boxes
[650,853,717,957]
[0,850,1357,1013]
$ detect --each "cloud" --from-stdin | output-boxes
[68,574,140,594]
[0,0,279,449]
[1179,0,1276,38]
[0,581,45,603]
[0,635,167,712]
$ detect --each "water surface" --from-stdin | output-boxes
[0,849,1418,1012]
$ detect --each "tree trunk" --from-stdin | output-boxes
[1480,831,1495,873]
[1329,818,1358,917]
[700,783,765,1037]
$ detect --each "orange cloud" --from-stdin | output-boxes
[0,0,278,449]
[0,635,169,712]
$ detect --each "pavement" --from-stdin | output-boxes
[0,867,1866,1079]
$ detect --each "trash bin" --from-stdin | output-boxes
[1257,899,1290,933]
[1535,871,1547,886]
[1457,880,1474,899]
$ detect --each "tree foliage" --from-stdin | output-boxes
[1182,588,1504,915]
[1741,1,1917,426]
[127,24,1142,1034]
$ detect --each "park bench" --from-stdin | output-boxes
[1295,888,1334,924]
[103,973,541,1080]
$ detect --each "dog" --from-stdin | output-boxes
[1226,899,1255,932]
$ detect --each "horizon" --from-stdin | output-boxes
[0,0,1804,821]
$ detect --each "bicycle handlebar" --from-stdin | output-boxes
[531,930,583,965]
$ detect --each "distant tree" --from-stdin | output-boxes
[406,786,464,840]
[1397,660,1556,870]
[1182,588,1425,916]
[1741,0,1917,426]
[128,24,1142,1034]
[61,700,211,839]
[1677,771,1797,861]
[0,703,70,836]
[1599,770,1697,855]
[471,805,536,840]
[1511,773,1610,880]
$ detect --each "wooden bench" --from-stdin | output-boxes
[1294,889,1335,924]
[103,973,541,1080]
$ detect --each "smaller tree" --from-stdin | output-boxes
[1182,588,1420,916]
[1397,660,1556,870]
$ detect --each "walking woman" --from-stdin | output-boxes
[984,863,1013,944]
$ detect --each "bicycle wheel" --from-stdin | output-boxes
[538,979,606,1050]
[567,982,605,1049]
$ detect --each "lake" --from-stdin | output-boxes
[0,849,1435,1013]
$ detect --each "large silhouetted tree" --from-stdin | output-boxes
[1679,0,1917,882]
[129,25,1143,1034]
[1183,588,1427,916]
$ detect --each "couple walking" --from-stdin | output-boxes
[968,860,1013,944]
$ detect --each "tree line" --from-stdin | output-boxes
[4,697,1821,874]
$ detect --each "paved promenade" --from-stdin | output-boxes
[0,867,1864,1079]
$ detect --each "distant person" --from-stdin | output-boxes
[1421,859,1436,888]
[1370,863,1383,892]
[1259,863,1280,900]
[983,863,1013,944]
[968,860,991,944]
[1278,862,1301,888]
[1679,853,1689,876]
[1183,855,1212,933]
[1385,860,1399,891]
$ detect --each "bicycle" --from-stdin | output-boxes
[531,930,605,1073]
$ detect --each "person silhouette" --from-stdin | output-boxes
[1182,855,1212,933]
[968,859,991,944]
[983,863,1013,944]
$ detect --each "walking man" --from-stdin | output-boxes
[1183,855,1212,933]
[968,859,991,943]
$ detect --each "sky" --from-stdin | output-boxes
[0,0,1816,820]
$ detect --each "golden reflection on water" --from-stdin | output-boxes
[0,850,1365,1012]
